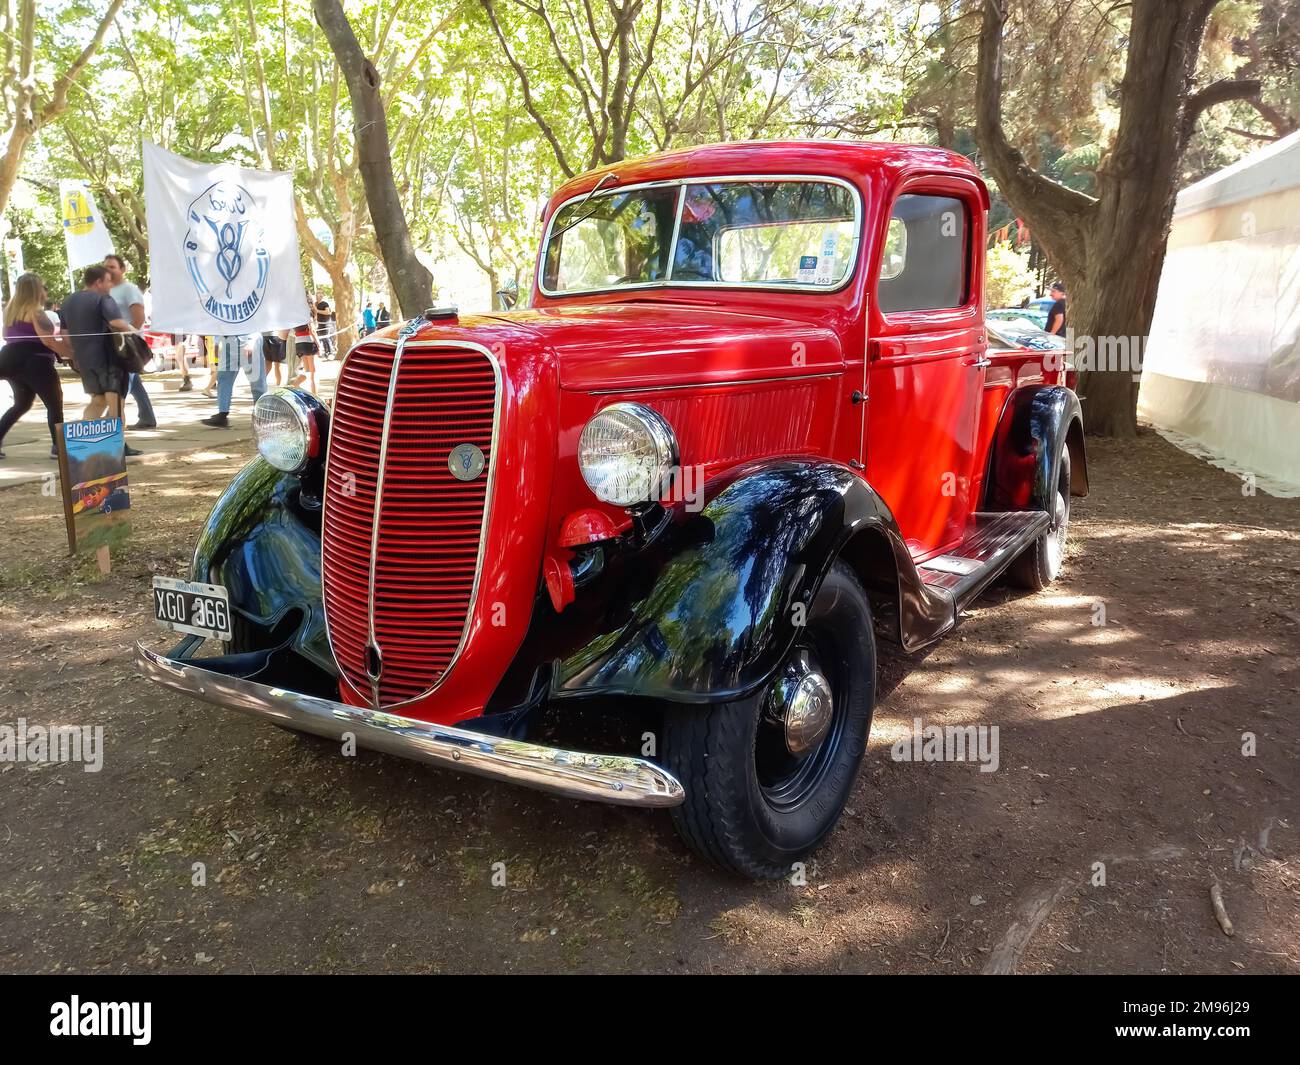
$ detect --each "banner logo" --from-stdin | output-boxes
[61,189,95,236]
[183,180,270,326]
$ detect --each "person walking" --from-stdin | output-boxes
[104,253,157,430]
[0,273,73,459]
[376,302,391,329]
[59,265,139,452]
[290,319,318,393]
[201,334,218,396]
[173,332,193,391]
[202,333,267,428]
[362,301,376,337]
[262,329,287,387]
[314,295,334,359]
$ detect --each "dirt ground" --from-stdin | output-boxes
[0,431,1296,974]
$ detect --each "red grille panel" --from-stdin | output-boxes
[322,343,497,706]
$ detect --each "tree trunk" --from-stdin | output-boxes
[1070,0,1211,435]
[0,126,33,220]
[974,0,1255,437]
[1069,239,1166,436]
[312,0,433,320]
[329,263,356,360]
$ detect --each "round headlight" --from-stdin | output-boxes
[253,388,319,473]
[578,402,678,508]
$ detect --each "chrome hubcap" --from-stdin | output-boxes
[771,662,834,756]
[757,643,846,811]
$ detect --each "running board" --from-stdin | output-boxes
[916,510,1051,611]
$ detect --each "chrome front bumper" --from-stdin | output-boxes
[135,643,684,808]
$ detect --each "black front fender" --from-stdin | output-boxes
[191,457,335,679]
[552,461,907,705]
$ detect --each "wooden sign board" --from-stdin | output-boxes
[55,418,131,561]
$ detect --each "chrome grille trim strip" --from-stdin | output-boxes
[364,317,424,708]
[402,340,504,707]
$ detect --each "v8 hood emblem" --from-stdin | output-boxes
[448,443,486,481]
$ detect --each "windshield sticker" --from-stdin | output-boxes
[798,255,818,283]
[815,256,837,285]
[822,235,838,257]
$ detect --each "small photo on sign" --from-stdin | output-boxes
[57,418,131,555]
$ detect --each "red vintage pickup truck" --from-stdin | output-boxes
[140,140,1087,878]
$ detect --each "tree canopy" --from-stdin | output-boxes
[10,0,1299,411]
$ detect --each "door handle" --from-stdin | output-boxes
[972,357,991,368]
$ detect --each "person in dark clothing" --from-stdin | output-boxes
[314,296,334,359]
[0,273,73,459]
[376,302,391,329]
[1047,282,1067,337]
[61,265,135,419]
[289,320,318,393]
[262,330,287,386]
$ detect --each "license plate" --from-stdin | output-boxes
[152,576,233,641]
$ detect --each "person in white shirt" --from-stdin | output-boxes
[104,253,155,440]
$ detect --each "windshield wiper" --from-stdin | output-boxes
[550,171,620,241]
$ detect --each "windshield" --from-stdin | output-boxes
[541,178,859,295]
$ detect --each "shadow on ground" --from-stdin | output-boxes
[0,431,1295,973]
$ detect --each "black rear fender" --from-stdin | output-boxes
[984,385,1089,512]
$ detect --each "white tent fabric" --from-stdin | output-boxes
[1138,130,1300,496]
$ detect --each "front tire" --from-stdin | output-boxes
[663,561,876,879]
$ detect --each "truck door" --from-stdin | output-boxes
[864,183,986,557]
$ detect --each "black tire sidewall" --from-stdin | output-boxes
[1045,452,1076,579]
[668,561,876,873]
[1037,447,1071,584]
[1009,446,1071,590]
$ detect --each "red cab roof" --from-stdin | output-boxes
[548,139,988,210]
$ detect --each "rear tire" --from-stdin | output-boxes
[663,561,876,879]
[1008,449,1071,591]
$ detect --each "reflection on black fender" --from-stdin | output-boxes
[191,457,335,678]
[549,461,948,704]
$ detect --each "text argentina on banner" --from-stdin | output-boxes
[141,140,307,334]
[59,179,115,270]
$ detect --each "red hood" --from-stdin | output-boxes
[482,302,844,392]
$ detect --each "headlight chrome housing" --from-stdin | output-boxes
[578,402,679,508]
[253,388,321,474]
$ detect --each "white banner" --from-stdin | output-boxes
[142,141,307,334]
[59,179,115,270]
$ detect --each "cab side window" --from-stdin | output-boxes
[877,194,968,314]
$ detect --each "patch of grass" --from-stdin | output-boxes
[708,907,761,947]
[790,900,821,929]
[73,508,131,553]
